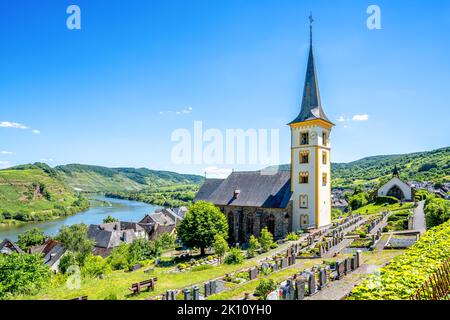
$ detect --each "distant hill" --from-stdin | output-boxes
[55,164,204,193]
[275,146,450,189]
[0,163,89,223]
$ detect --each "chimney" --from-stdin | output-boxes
[233,190,241,198]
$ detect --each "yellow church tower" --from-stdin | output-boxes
[289,15,334,230]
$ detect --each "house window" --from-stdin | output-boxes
[299,151,309,164]
[300,132,309,145]
[322,131,328,146]
[299,172,309,184]
[299,195,308,208]
[322,173,327,186]
[265,214,275,236]
[322,151,327,165]
[247,216,254,235]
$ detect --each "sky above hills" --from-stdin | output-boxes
[1,0,449,176]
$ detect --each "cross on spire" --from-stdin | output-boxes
[309,12,314,46]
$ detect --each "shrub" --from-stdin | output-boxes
[254,279,277,300]
[247,235,260,258]
[260,227,274,252]
[82,254,110,278]
[191,264,213,272]
[285,232,299,241]
[375,196,399,205]
[224,248,245,265]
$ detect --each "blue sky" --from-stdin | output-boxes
[1,0,449,176]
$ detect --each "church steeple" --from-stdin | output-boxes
[289,14,332,125]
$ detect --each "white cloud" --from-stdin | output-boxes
[40,158,54,162]
[160,107,193,116]
[0,121,28,129]
[204,166,232,179]
[0,151,14,155]
[337,116,346,122]
[0,161,11,169]
[0,121,41,134]
[352,114,369,121]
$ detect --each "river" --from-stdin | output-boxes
[0,196,161,241]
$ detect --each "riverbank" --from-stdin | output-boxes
[0,196,161,241]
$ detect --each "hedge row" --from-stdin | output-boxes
[349,220,450,300]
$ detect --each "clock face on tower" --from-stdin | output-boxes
[310,131,317,140]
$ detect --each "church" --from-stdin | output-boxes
[194,19,334,243]
[377,166,414,202]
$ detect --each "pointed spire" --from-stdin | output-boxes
[289,14,332,125]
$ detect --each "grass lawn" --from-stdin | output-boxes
[18,241,297,300]
[355,202,415,215]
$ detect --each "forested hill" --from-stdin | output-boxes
[55,164,204,193]
[277,146,450,188]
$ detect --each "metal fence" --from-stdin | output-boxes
[411,259,450,300]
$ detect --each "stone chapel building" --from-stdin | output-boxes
[194,19,334,243]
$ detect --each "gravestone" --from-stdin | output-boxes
[183,288,191,300]
[351,256,357,271]
[344,257,351,274]
[261,262,270,272]
[356,250,362,268]
[307,272,316,296]
[272,262,278,272]
[319,268,327,289]
[210,280,217,295]
[249,267,258,280]
[295,278,306,300]
[281,258,287,269]
[291,254,296,265]
[336,261,345,280]
[204,281,211,297]
[193,286,200,300]
[282,279,295,300]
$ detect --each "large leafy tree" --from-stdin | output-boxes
[0,253,51,299]
[177,201,228,255]
[56,224,94,265]
[17,228,46,250]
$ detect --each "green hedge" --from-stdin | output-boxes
[349,220,450,300]
[375,196,399,205]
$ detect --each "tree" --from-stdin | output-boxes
[56,224,94,265]
[107,243,130,270]
[103,215,118,223]
[82,254,110,278]
[17,228,46,250]
[255,279,277,300]
[213,235,229,263]
[128,238,163,264]
[177,201,228,255]
[247,235,260,258]
[159,233,176,250]
[224,247,244,265]
[0,253,51,299]
[259,227,274,252]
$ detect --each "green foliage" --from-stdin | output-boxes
[259,227,274,252]
[224,247,245,265]
[0,167,90,224]
[56,163,204,193]
[159,233,176,250]
[285,232,299,241]
[254,279,277,300]
[247,235,260,258]
[128,238,163,265]
[17,228,46,250]
[375,196,399,205]
[348,192,370,210]
[102,215,118,223]
[177,201,228,254]
[107,243,130,270]
[349,220,450,300]
[424,196,450,228]
[59,252,78,274]
[0,253,51,299]
[213,235,229,263]
[56,224,94,265]
[190,264,213,272]
[82,254,111,278]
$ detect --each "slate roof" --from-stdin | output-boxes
[0,238,24,254]
[43,243,66,267]
[88,223,141,248]
[194,171,292,209]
